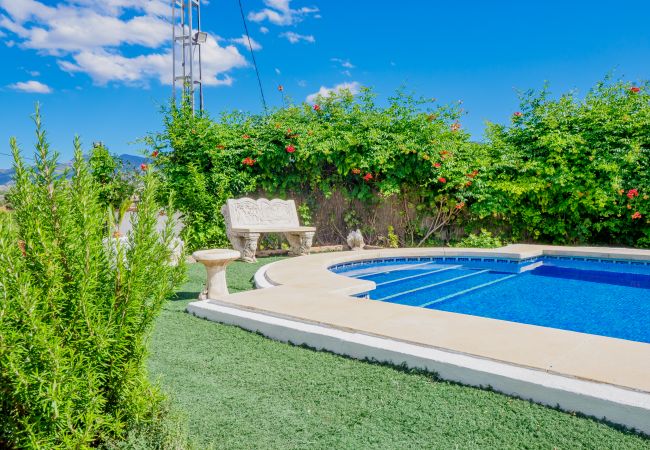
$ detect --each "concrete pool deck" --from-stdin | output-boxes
[187,244,650,434]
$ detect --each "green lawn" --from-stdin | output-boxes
[148,258,650,449]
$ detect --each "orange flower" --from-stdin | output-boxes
[242,157,255,166]
[363,173,373,181]
[632,211,642,219]
[243,134,250,139]
[351,168,361,174]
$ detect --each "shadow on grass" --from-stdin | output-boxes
[170,291,201,302]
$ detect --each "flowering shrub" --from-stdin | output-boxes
[151,78,649,249]
[150,88,484,249]
[476,78,650,247]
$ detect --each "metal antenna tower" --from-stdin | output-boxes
[172,0,206,113]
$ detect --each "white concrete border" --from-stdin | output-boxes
[187,299,650,435]
[254,261,278,289]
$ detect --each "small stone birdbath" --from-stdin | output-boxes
[192,249,241,299]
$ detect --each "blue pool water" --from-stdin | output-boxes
[330,256,650,344]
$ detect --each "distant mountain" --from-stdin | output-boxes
[0,154,149,187]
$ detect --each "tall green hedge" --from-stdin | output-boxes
[150,88,488,250]
[152,78,649,249]
[476,78,650,246]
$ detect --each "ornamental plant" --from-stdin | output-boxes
[0,108,185,448]
[151,88,487,250]
[476,77,650,247]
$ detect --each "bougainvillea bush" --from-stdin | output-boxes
[475,78,650,247]
[0,110,185,448]
[150,88,488,250]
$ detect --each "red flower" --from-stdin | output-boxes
[363,173,373,181]
[513,111,523,117]
[351,168,361,174]
[313,104,321,111]
[465,181,472,187]
[455,202,465,210]
[632,211,642,219]
[467,170,479,178]
[140,163,148,171]
[630,87,641,93]
[433,162,441,168]
[438,177,447,183]
[242,157,255,166]
[286,145,296,153]
[627,188,639,199]
[151,150,159,158]
[243,134,250,139]
[278,85,284,92]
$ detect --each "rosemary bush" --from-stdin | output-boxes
[0,109,185,448]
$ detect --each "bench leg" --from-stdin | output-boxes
[227,231,260,263]
[285,231,315,257]
[240,232,260,263]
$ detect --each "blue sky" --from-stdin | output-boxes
[0,0,649,168]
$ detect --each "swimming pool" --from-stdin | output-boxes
[331,256,650,344]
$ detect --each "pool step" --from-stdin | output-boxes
[354,261,433,279]
[376,265,462,287]
[377,270,490,301]
[418,273,517,308]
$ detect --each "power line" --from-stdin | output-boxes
[237,0,267,113]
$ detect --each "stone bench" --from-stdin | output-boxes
[221,198,316,263]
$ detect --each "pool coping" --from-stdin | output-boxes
[187,244,650,434]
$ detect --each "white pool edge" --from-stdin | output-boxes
[254,261,278,289]
[187,298,650,435]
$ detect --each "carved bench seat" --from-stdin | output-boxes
[221,198,316,263]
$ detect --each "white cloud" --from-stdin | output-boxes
[297,79,307,87]
[306,81,360,103]
[9,80,52,93]
[259,26,269,34]
[28,70,40,76]
[248,0,318,26]
[59,36,246,86]
[280,31,314,44]
[0,0,248,87]
[331,57,354,69]
[231,34,262,51]
[341,70,352,77]
[274,68,281,75]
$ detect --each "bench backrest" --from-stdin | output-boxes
[223,198,300,229]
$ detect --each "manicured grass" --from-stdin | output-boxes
[148,258,650,449]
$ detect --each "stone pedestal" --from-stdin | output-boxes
[192,249,241,299]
